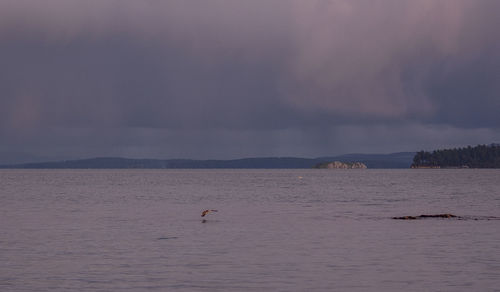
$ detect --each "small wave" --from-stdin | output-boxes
[157,236,178,240]
[459,215,500,221]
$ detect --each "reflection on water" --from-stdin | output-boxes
[1,169,500,291]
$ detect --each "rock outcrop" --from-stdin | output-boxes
[392,214,500,220]
[392,213,458,220]
[314,161,367,169]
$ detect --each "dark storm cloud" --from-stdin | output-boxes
[1,0,499,160]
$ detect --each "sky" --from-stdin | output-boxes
[1,0,499,162]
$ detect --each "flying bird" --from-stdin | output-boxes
[201,209,218,217]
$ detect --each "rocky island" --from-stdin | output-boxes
[313,161,367,169]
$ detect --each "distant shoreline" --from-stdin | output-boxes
[411,144,500,169]
[0,153,414,169]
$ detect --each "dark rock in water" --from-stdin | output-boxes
[392,213,458,220]
[393,214,500,221]
[392,216,418,220]
[419,214,457,218]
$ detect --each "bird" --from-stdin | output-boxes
[201,209,218,217]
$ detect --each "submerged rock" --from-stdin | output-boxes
[392,214,500,221]
[392,213,458,220]
[392,215,418,220]
[419,214,457,218]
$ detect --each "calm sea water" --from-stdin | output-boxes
[1,169,499,291]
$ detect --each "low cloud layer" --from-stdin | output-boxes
[1,0,499,161]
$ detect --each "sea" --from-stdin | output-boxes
[1,169,499,291]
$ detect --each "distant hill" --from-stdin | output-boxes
[0,152,53,165]
[0,152,415,169]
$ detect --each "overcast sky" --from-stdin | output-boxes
[1,0,499,162]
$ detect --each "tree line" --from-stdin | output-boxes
[412,144,500,168]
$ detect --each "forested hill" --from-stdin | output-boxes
[411,144,500,168]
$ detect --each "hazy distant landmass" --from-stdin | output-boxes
[411,144,500,168]
[0,152,53,165]
[0,152,414,169]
